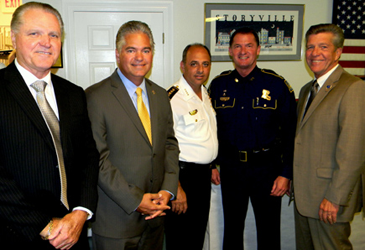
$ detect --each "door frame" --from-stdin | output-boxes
[62,0,174,88]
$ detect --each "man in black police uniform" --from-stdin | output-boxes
[209,27,296,250]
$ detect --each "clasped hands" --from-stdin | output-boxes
[137,190,172,220]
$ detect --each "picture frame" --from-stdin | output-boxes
[204,3,305,61]
[52,47,63,68]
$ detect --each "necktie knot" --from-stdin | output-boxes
[31,80,47,93]
[136,87,142,96]
[312,80,319,94]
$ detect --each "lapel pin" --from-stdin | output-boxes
[325,85,333,92]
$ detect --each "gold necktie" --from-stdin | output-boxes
[136,87,152,144]
[31,80,69,210]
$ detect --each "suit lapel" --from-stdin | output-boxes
[297,82,311,129]
[110,71,151,146]
[4,64,55,150]
[299,66,343,129]
[52,76,70,152]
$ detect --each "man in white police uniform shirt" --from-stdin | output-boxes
[164,43,219,250]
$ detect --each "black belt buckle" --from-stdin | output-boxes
[239,151,247,162]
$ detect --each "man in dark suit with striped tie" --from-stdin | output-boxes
[0,2,99,249]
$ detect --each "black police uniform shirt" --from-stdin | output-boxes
[209,66,297,179]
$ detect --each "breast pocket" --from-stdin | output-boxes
[214,97,235,109]
[252,98,277,110]
[182,110,206,134]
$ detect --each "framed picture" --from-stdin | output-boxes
[204,3,304,61]
[52,47,63,68]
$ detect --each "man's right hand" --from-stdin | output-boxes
[171,184,187,215]
[136,193,170,220]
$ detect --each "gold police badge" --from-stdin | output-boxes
[262,89,271,101]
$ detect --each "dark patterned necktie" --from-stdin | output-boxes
[304,80,319,117]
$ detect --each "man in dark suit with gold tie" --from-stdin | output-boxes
[0,2,99,249]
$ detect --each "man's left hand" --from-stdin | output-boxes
[319,198,339,224]
[270,176,290,197]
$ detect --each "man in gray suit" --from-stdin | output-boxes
[294,23,365,249]
[86,21,179,250]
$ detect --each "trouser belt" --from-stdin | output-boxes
[238,148,272,162]
[179,161,211,169]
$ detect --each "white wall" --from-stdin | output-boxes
[23,0,332,97]
[172,0,332,97]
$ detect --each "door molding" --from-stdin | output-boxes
[62,0,173,88]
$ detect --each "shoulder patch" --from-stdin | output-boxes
[284,80,294,93]
[261,68,294,93]
[167,86,179,100]
[212,70,233,80]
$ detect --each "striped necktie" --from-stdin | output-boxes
[31,80,69,210]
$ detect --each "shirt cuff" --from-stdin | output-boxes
[72,207,93,220]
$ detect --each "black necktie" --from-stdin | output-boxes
[304,80,319,117]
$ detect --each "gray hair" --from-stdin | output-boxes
[115,20,155,52]
[11,1,64,36]
[305,23,344,49]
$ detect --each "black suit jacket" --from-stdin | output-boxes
[0,63,99,245]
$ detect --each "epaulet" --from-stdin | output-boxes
[261,68,294,93]
[212,70,233,80]
[167,85,179,100]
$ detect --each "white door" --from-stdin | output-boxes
[62,1,173,89]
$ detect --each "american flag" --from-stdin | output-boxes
[332,0,365,78]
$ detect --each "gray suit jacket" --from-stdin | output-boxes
[294,65,365,222]
[86,70,179,238]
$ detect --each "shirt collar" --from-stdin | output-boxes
[315,64,339,89]
[15,58,52,87]
[117,68,147,96]
[180,75,205,101]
